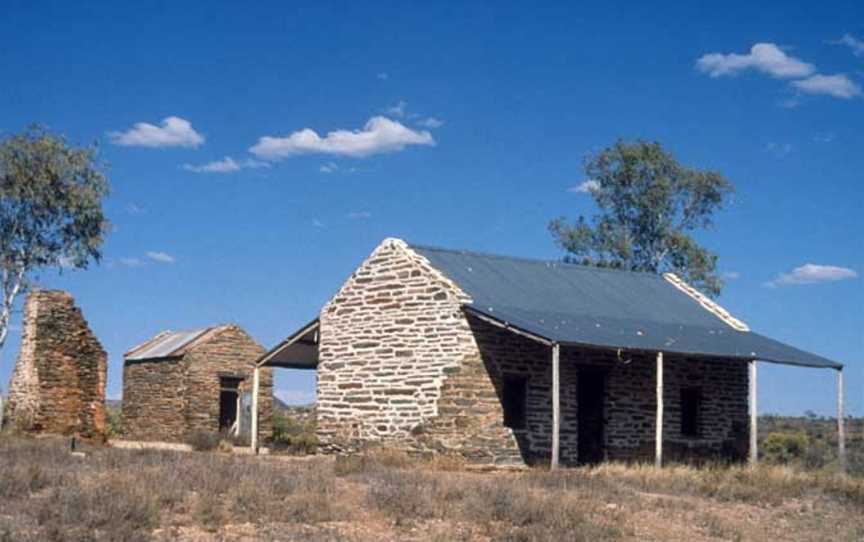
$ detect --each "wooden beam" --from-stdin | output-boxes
[838,369,846,474]
[251,366,260,453]
[463,308,554,346]
[551,343,560,470]
[655,351,663,468]
[749,361,758,466]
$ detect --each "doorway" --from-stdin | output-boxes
[577,369,606,465]
[219,377,242,432]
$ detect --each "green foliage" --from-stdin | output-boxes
[271,410,318,454]
[549,140,733,296]
[0,125,109,349]
[106,406,124,438]
[762,432,810,465]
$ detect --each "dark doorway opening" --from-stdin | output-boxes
[577,369,606,465]
[501,374,528,430]
[219,377,242,431]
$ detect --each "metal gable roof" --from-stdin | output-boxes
[125,328,212,361]
[410,244,841,370]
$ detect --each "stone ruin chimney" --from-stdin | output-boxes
[5,290,107,439]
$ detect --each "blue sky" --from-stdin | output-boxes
[1,1,861,415]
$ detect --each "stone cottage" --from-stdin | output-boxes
[5,289,107,439]
[255,238,846,467]
[122,324,273,443]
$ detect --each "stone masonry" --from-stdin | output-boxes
[317,238,750,465]
[122,325,273,443]
[5,290,107,439]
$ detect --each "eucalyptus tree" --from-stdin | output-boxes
[549,140,733,297]
[0,126,109,354]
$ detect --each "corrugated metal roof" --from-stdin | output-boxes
[411,245,841,369]
[125,328,212,360]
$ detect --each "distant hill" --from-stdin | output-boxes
[106,397,305,411]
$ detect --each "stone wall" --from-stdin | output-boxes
[122,357,187,441]
[183,325,273,440]
[5,290,107,439]
[431,315,750,465]
[315,239,750,465]
[122,325,273,443]
[317,238,476,451]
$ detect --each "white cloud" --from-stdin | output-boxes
[377,72,389,80]
[723,271,741,280]
[567,180,600,194]
[146,251,175,264]
[833,34,864,57]
[696,43,815,79]
[312,219,325,228]
[274,389,316,405]
[418,117,444,128]
[320,162,339,173]
[249,116,435,160]
[385,100,407,117]
[109,116,204,148]
[181,157,271,173]
[791,74,862,99]
[766,263,857,287]
[118,257,144,268]
[765,142,792,158]
[183,157,240,173]
[347,211,372,220]
[126,203,145,215]
[812,132,836,143]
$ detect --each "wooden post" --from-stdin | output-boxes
[838,369,846,473]
[551,343,560,470]
[749,360,758,466]
[655,351,663,468]
[251,366,260,453]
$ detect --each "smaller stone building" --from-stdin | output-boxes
[5,289,107,439]
[122,324,273,443]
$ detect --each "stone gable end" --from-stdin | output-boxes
[317,239,478,450]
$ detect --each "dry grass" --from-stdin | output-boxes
[0,435,861,541]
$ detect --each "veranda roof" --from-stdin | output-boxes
[411,245,841,370]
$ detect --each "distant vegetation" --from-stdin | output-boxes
[759,414,862,475]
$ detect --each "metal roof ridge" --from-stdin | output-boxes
[663,273,750,332]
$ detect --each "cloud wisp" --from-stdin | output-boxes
[832,34,864,57]
[110,116,204,148]
[417,117,444,128]
[249,117,434,160]
[385,100,407,118]
[567,180,600,194]
[182,157,270,173]
[696,42,861,101]
[347,211,372,220]
[696,43,815,79]
[146,251,176,264]
[792,74,862,99]
[766,263,857,287]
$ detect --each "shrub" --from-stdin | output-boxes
[106,406,124,438]
[271,411,318,454]
[762,432,809,465]
[186,430,221,452]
